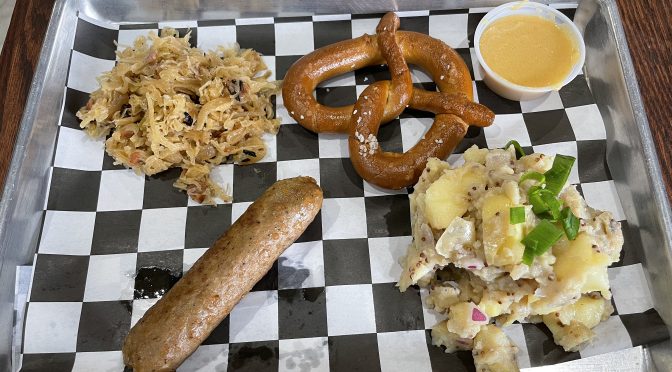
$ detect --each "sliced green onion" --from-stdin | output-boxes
[544,154,576,195]
[510,206,526,224]
[521,220,565,265]
[519,171,545,186]
[528,186,562,220]
[522,247,536,265]
[504,140,526,159]
[560,207,580,240]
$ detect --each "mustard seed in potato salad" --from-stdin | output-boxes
[77,28,280,204]
[399,144,623,372]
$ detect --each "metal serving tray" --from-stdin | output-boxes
[1,0,670,371]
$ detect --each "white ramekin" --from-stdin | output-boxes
[473,2,586,101]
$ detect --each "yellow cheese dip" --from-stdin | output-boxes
[479,14,580,88]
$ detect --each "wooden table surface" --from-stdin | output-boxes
[0,1,670,200]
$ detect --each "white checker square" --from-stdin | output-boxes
[258,132,278,163]
[579,316,633,358]
[277,159,321,184]
[23,302,82,353]
[39,211,95,255]
[236,17,274,26]
[231,202,253,223]
[73,351,124,372]
[580,180,626,220]
[377,330,432,372]
[351,18,379,38]
[54,127,104,170]
[368,236,411,284]
[400,117,433,152]
[229,290,279,343]
[519,91,564,113]
[447,153,466,167]
[321,198,367,240]
[471,80,480,103]
[68,51,115,93]
[363,181,407,197]
[198,25,237,51]
[419,288,445,329]
[158,20,198,29]
[131,298,159,327]
[279,240,325,289]
[313,14,351,22]
[318,71,356,87]
[395,10,430,17]
[279,337,329,372]
[501,323,531,369]
[325,284,376,336]
[138,208,188,252]
[410,66,434,84]
[178,344,229,372]
[183,248,209,272]
[276,95,296,125]
[565,104,607,141]
[484,114,532,148]
[608,264,654,315]
[83,253,136,302]
[429,14,469,48]
[318,133,349,158]
[275,22,315,56]
[97,169,145,211]
[117,29,153,51]
[532,141,580,185]
[262,55,276,81]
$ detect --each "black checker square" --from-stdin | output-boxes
[142,168,188,209]
[278,287,328,339]
[475,81,521,115]
[456,48,474,79]
[522,323,580,367]
[296,211,322,243]
[377,119,404,153]
[251,260,278,292]
[276,124,320,161]
[323,239,372,286]
[313,20,353,49]
[467,12,487,48]
[523,109,576,146]
[30,254,89,302]
[47,167,101,212]
[558,8,577,20]
[425,330,475,372]
[559,74,594,108]
[577,139,612,183]
[365,195,412,238]
[615,220,643,267]
[236,24,275,56]
[454,126,488,154]
[61,88,90,129]
[315,86,358,107]
[620,309,670,347]
[91,210,142,255]
[21,353,75,372]
[76,301,132,352]
[203,316,230,345]
[185,204,232,249]
[399,16,429,34]
[119,23,159,30]
[276,55,302,80]
[355,64,390,85]
[228,340,279,372]
[328,333,381,372]
[73,18,118,60]
[372,283,424,333]
[102,151,126,170]
[232,162,277,202]
[319,158,364,198]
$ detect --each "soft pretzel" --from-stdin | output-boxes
[282,12,494,189]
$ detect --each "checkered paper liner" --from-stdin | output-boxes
[18,5,669,372]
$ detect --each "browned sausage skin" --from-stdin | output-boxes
[123,177,323,372]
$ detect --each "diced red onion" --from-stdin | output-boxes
[472,307,487,322]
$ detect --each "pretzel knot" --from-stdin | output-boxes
[282,12,495,189]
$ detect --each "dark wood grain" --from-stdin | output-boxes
[0,1,670,202]
[0,0,56,191]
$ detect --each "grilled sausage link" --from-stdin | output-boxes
[123,177,323,372]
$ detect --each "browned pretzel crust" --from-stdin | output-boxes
[282,12,494,188]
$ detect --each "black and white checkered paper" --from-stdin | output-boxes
[19,5,669,372]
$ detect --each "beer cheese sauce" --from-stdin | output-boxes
[479,14,580,88]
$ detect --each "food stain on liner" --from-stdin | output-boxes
[230,344,278,369]
[133,267,182,299]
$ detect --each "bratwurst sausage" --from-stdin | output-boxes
[123,177,323,371]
